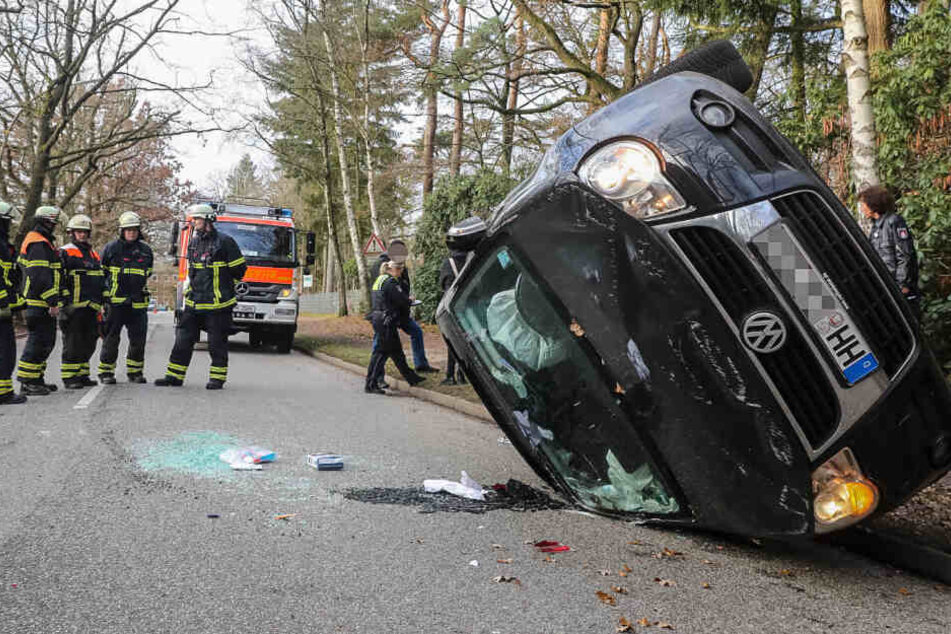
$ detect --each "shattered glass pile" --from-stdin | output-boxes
[344,479,567,514]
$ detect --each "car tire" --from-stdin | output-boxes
[277,330,294,354]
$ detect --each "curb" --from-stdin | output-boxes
[833,526,951,585]
[294,344,493,423]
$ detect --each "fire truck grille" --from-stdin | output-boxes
[770,191,913,377]
[672,225,840,447]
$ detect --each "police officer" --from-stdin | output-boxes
[156,204,246,389]
[0,201,26,404]
[859,186,920,317]
[364,260,425,394]
[17,205,62,395]
[99,211,153,384]
[59,214,105,389]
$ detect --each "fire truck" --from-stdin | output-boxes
[171,202,316,353]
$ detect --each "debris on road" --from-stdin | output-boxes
[653,577,676,587]
[611,585,628,594]
[423,471,485,500]
[468,560,479,567]
[206,514,220,519]
[343,479,566,514]
[492,575,520,585]
[219,447,276,470]
[534,540,570,553]
[619,564,633,577]
[307,453,344,471]
[595,590,616,606]
[497,558,513,564]
[274,514,296,521]
[616,617,633,632]
[497,436,512,445]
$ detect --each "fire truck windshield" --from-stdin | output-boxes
[216,222,296,265]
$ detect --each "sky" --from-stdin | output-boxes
[137,0,275,192]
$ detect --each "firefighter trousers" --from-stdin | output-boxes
[0,317,16,396]
[164,308,231,383]
[61,307,99,383]
[17,308,56,385]
[99,304,148,378]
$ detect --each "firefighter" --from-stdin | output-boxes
[859,186,921,318]
[156,203,246,389]
[17,205,62,395]
[0,201,26,404]
[364,260,425,394]
[59,214,105,389]
[98,211,153,384]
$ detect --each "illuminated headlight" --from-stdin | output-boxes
[279,287,297,300]
[811,447,879,534]
[578,140,686,218]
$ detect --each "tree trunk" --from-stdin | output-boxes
[323,25,371,310]
[359,1,382,239]
[421,2,449,197]
[841,0,881,200]
[746,6,779,102]
[790,0,807,122]
[315,69,348,316]
[862,0,890,54]
[644,12,661,77]
[501,10,524,175]
[449,0,466,176]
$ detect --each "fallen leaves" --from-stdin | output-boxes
[701,582,711,589]
[569,319,585,336]
[490,543,505,550]
[496,558,514,564]
[652,547,683,560]
[596,591,617,606]
[898,587,912,596]
[653,577,676,587]
[633,620,675,630]
[274,514,296,521]
[619,564,633,577]
[627,540,641,545]
[611,585,629,594]
[616,617,634,632]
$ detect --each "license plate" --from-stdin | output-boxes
[752,222,879,386]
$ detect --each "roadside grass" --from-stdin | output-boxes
[294,333,483,404]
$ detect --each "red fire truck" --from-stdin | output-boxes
[172,202,316,353]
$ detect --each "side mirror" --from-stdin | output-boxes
[305,254,316,266]
[169,222,179,257]
[306,231,316,256]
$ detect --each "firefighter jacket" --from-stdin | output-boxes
[369,274,410,329]
[101,238,153,309]
[870,212,919,296]
[0,225,23,312]
[60,241,105,311]
[184,227,247,311]
[18,225,61,309]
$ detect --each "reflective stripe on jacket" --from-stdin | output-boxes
[0,236,23,311]
[101,238,154,309]
[184,228,247,311]
[18,229,60,308]
[60,242,105,310]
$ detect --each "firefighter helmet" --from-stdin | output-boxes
[0,201,18,220]
[118,211,142,229]
[34,205,61,223]
[186,203,217,221]
[66,214,93,232]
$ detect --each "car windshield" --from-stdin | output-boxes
[216,222,295,264]
[451,246,679,515]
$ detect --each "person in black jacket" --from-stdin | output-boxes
[0,201,26,404]
[59,214,105,389]
[859,186,920,318]
[99,211,153,383]
[17,205,62,395]
[156,204,246,390]
[364,261,425,394]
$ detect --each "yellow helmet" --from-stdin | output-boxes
[66,214,93,232]
[118,211,141,229]
[34,205,61,223]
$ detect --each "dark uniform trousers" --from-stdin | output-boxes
[60,308,100,381]
[166,308,231,383]
[98,305,148,378]
[365,315,416,390]
[18,308,56,385]
[0,318,15,396]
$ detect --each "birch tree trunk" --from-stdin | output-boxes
[449,0,466,176]
[315,87,348,316]
[322,17,371,309]
[421,2,450,196]
[841,0,881,199]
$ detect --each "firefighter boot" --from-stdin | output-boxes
[80,377,98,387]
[21,382,51,396]
[206,379,224,390]
[99,375,117,385]
[154,375,184,387]
[128,375,147,384]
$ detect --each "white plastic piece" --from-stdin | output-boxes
[423,470,486,501]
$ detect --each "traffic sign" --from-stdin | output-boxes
[362,233,386,256]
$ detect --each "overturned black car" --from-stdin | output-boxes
[435,41,951,538]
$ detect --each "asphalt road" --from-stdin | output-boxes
[0,313,948,633]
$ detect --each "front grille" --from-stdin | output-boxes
[771,192,913,376]
[673,226,840,447]
[238,282,281,303]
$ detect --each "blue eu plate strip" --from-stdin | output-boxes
[843,352,878,385]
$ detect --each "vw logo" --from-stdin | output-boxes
[235,282,250,297]
[741,311,787,354]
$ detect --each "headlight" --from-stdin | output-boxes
[279,287,296,300]
[811,447,879,534]
[578,140,686,218]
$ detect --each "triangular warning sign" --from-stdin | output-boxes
[362,233,386,255]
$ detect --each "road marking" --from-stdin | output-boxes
[73,384,105,410]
